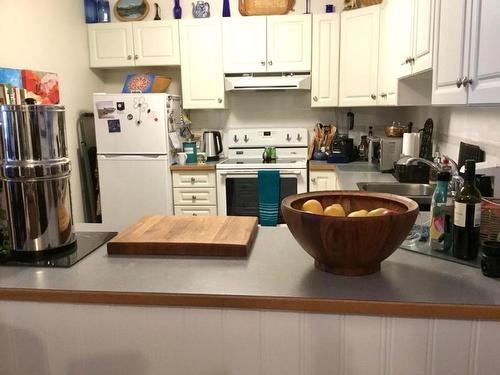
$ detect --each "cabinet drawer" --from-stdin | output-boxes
[174,205,217,216]
[173,187,217,205]
[172,171,216,188]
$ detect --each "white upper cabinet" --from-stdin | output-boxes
[180,18,225,109]
[398,0,434,78]
[467,0,500,104]
[88,23,135,68]
[267,15,312,72]
[432,0,471,104]
[133,21,180,66]
[88,21,180,68]
[222,15,311,73]
[222,17,267,73]
[339,5,381,106]
[311,14,340,107]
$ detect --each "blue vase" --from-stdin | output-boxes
[84,0,98,23]
[97,0,111,22]
[173,0,182,19]
[222,0,230,17]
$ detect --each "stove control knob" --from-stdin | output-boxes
[233,135,239,143]
[244,135,249,143]
[286,133,292,142]
[297,134,302,142]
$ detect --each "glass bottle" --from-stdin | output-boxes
[222,0,231,17]
[358,135,369,161]
[173,0,182,19]
[429,171,453,252]
[84,0,98,23]
[452,160,482,260]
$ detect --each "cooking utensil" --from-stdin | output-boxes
[384,122,405,137]
[107,215,258,257]
[202,131,223,161]
[418,118,433,159]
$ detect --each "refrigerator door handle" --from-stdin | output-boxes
[98,154,168,161]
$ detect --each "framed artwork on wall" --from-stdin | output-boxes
[114,0,150,21]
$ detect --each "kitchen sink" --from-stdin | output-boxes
[357,182,434,208]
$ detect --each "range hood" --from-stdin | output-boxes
[224,73,311,91]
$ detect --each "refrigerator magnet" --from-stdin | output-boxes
[96,101,116,119]
[108,119,121,133]
[116,102,125,112]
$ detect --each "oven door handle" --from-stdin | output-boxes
[218,170,303,176]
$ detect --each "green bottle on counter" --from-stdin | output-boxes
[452,160,482,260]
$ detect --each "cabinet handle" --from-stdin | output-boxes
[218,98,223,104]
[371,94,377,100]
[134,54,139,60]
[192,195,197,201]
[127,55,132,60]
[261,61,266,66]
[268,61,273,66]
[462,76,473,88]
[456,78,463,88]
[190,177,196,184]
[380,92,387,98]
[311,178,316,184]
[192,213,197,216]
[313,96,318,102]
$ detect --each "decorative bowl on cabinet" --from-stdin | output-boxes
[281,191,419,276]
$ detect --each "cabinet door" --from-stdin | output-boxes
[88,23,134,68]
[311,14,340,107]
[266,15,312,72]
[467,0,500,104]
[432,0,471,105]
[222,17,267,73]
[339,6,380,106]
[411,0,434,74]
[180,19,225,109]
[309,171,337,192]
[133,20,180,66]
[394,0,414,79]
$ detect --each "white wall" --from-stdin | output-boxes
[0,0,105,223]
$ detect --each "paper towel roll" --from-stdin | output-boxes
[402,133,421,157]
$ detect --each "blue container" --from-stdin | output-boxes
[84,0,98,23]
[222,0,231,17]
[173,0,182,19]
[97,0,111,22]
[183,142,197,164]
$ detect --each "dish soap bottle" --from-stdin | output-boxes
[452,160,482,260]
[429,171,453,251]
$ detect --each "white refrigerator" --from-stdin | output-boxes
[93,93,182,230]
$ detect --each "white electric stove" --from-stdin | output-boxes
[216,128,308,223]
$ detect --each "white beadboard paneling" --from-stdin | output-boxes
[262,311,302,375]
[184,308,224,375]
[431,319,474,375]
[304,313,342,375]
[344,315,384,375]
[389,317,430,375]
[474,320,500,375]
[222,309,262,375]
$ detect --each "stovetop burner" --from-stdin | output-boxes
[0,231,116,268]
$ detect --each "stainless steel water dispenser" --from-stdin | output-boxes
[0,104,75,252]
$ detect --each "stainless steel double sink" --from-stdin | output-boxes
[357,182,435,208]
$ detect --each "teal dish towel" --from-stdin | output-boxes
[258,170,280,226]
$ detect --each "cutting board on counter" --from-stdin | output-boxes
[107,215,258,257]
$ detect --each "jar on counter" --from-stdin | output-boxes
[358,135,369,161]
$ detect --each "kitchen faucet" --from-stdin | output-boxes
[397,155,464,195]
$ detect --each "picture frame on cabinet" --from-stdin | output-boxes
[114,0,150,22]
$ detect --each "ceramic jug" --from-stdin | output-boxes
[192,1,210,18]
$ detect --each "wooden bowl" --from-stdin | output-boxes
[281,191,419,276]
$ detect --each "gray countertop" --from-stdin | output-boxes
[1,227,499,318]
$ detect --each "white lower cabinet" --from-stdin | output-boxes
[172,171,217,216]
[309,170,339,191]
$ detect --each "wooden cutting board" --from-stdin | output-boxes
[107,216,259,257]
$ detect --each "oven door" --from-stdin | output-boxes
[216,169,307,224]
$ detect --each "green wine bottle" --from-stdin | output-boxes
[452,160,482,260]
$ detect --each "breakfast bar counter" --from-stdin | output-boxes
[1,226,499,320]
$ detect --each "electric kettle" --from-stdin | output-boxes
[202,131,223,161]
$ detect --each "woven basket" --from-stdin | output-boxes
[481,198,500,242]
[361,0,382,6]
[239,0,295,16]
